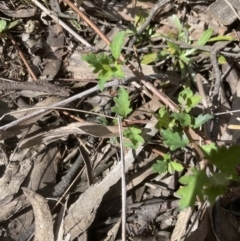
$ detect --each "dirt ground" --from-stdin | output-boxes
[0,0,240,240]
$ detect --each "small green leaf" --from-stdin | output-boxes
[172,112,191,127]
[161,129,189,151]
[167,41,181,55]
[176,168,209,209]
[184,29,213,57]
[192,114,213,129]
[141,52,158,64]
[112,63,125,78]
[169,161,184,173]
[180,52,191,64]
[172,15,182,33]
[204,185,226,205]
[208,35,233,42]
[82,52,124,90]
[203,172,228,204]
[70,19,82,30]
[156,106,172,129]
[163,153,171,161]
[0,20,7,33]
[187,94,202,108]
[171,161,183,171]
[6,20,19,30]
[200,143,217,156]
[196,28,213,46]
[111,87,132,117]
[82,52,112,74]
[123,127,144,149]
[98,71,112,91]
[178,88,202,112]
[152,160,168,173]
[201,145,240,177]
[218,55,227,64]
[110,31,125,60]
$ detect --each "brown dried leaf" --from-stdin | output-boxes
[0,3,37,18]
[22,188,54,241]
[19,122,123,149]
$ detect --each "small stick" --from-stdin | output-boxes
[31,0,91,46]
[8,33,38,81]
[118,116,126,241]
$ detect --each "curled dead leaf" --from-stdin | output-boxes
[22,188,54,241]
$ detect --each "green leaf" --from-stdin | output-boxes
[188,95,202,108]
[0,19,7,33]
[6,20,19,30]
[196,28,213,46]
[207,172,229,187]
[82,53,125,90]
[98,72,112,91]
[110,31,125,60]
[208,35,234,42]
[201,145,240,177]
[172,112,191,127]
[111,87,132,117]
[112,63,125,78]
[156,106,172,129]
[178,88,202,112]
[123,127,144,149]
[82,52,112,74]
[163,153,171,161]
[172,15,182,33]
[218,55,227,64]
[169,161,184,173]
[141,52,158,64]
[180,52,191,64]
[204,185,226,205]
[200,143,217,155]
[184,29,213,57]
[152,160,168,173]
[192,114,213,129]
[167,41,181,55]
[204,172,228,204]
[176,168,209,209]
[161,129,189,151]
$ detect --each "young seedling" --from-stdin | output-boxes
[142,15,233,78]
[112,87,144,149]
[82,31,125,90]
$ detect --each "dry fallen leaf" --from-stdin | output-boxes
[22,188,54,241]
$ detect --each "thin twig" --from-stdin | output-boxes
[0,79,122,133]
[0,106,117,122]
[31,0,91,46]
[8,34,38,81]
[210,41,231,141]
[118,116,126,241]
[62,0,110,45]
[0,79,69,97]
